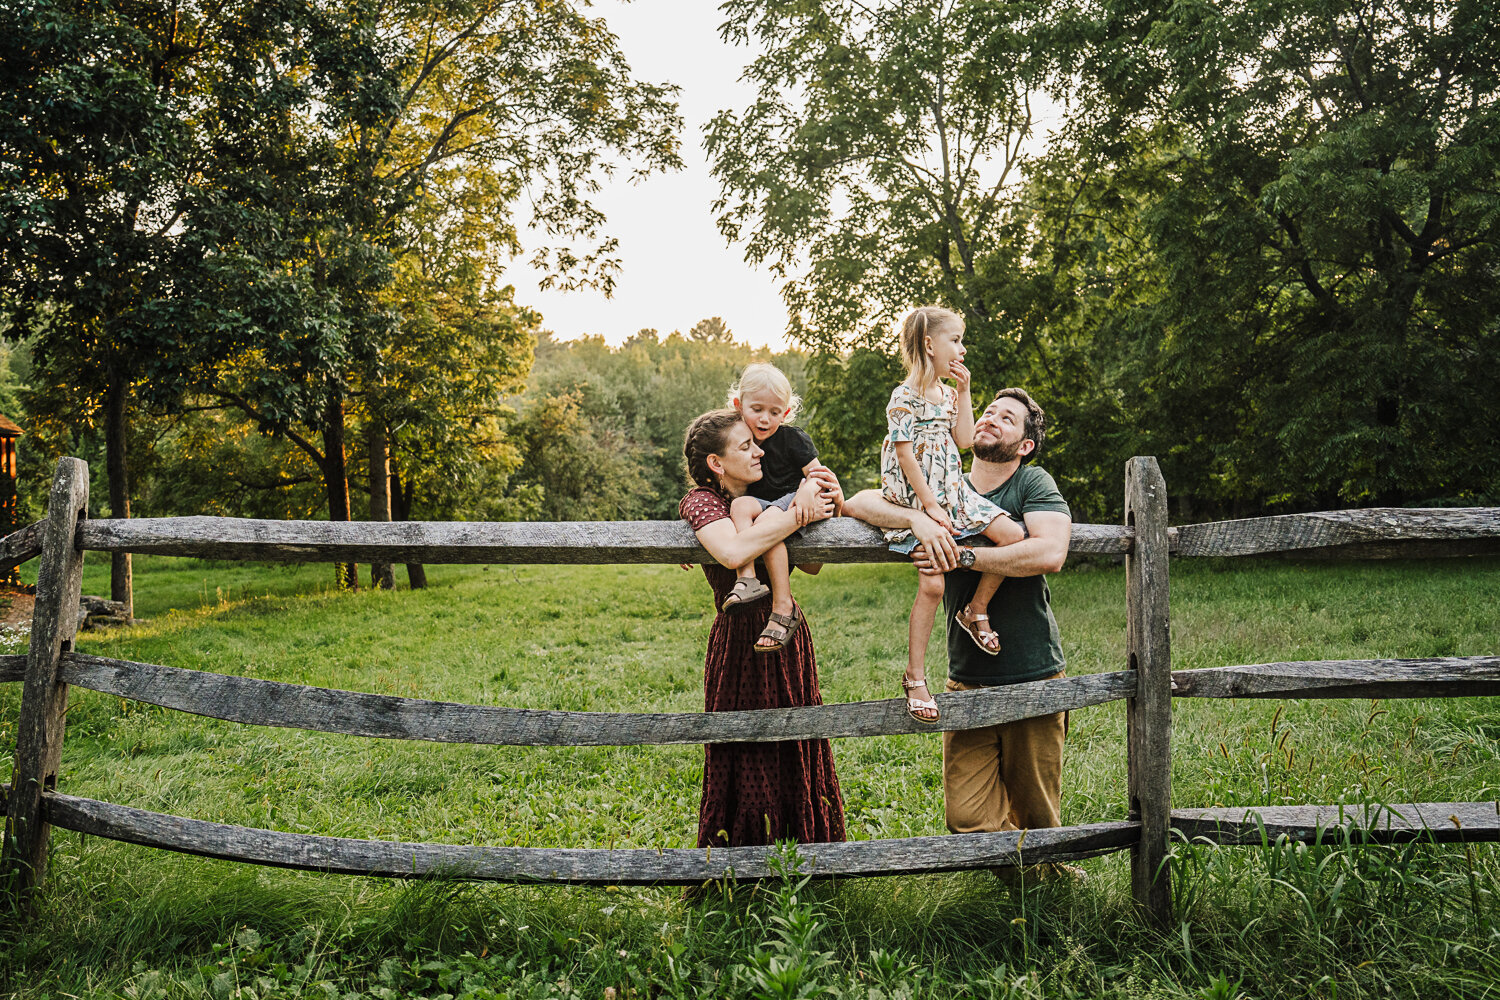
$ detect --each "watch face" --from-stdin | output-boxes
[958,548,975,568]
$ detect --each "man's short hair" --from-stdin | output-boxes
[994,388,1045,464]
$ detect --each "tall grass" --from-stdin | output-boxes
[2,554,1498,998]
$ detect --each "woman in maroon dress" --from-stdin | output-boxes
[679,409,846,848]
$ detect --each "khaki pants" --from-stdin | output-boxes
[942,676,1067,834]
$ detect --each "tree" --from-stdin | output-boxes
[1042,0,1500,511]
[524,327,813,517]
[706,0,1056,472]
[689,316,734,345]
[369,198,542,586]
[199,0,681,586]
[0,0,232,614]
[505,392,658,521]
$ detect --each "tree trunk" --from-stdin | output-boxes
[389,460,426,589]
[321,390,357,590]
[365,420,394,590]
[104,366,133,620]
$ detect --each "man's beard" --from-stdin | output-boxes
[973,434,1024,463]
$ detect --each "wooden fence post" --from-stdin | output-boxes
[1125,456,1172,926]
[2,458,88,910]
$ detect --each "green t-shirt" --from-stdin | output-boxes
[941,463,1070,686]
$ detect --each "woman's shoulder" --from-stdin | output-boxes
[680,487,730,527]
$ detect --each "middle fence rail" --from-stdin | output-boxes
[3,456,1500,926]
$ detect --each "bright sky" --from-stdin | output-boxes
[508,2,1064,353]
[506,1,791,350]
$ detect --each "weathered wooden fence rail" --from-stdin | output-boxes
[3,457,1499,925]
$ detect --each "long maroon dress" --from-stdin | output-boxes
[680,487,847,848]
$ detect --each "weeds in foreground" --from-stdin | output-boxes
[5,835,1492,999]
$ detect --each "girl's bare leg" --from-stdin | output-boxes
[958,515,1017,654]
[905,570,945,720]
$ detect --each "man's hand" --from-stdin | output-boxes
[908,509,961,572]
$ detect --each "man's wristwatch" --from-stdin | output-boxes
[957,546,976,569]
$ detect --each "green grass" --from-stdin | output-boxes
[2,554,1499,999]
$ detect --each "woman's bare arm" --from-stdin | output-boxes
[694,479,831,569]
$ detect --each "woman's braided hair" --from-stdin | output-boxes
[683,409,745,490]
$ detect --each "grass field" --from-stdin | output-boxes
[2,553,1499,999]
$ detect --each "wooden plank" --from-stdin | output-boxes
[1173,508,1500,559]
[0,520,43,571]
[42,791,1139,883]
[1172,801,1500,845]
[1,458,88,909]
[1171,656,1500,700]
[1124,456,1173,926]
[61,653,1135,745]
[77,516,1136,565]
[0,654,26,683]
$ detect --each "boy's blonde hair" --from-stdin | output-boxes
[898,306,964,393]
[726,362,801,422]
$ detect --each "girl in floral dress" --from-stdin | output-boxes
[881,307,1016,723]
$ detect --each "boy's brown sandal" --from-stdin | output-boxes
[720,577,771,613]
[753,606,802,654]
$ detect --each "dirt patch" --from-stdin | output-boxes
[0,586,36,626]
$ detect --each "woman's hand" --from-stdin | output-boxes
[949,359,972,394]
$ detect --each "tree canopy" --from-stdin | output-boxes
[711,0,1500,518]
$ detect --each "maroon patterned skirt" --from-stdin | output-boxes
[696,561,846,848]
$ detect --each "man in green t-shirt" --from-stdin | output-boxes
[844,389,1075,856]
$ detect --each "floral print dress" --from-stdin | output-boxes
[880,382,1007,545]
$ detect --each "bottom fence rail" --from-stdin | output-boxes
[1171,800,1500,846]
[42,791,1139,884]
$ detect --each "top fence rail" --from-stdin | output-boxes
[59,507,1500,565]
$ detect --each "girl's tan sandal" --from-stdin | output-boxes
[955,607,1001,655]
[902,675,940,724]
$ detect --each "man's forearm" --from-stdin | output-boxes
[968,536,1067,577]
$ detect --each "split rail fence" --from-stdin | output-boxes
[3,456,1499,925]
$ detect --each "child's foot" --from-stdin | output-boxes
[721,576,771,613]
[756,599,799,650]
[901,673,939,723]
[955,606,1001,655]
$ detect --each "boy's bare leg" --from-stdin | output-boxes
[728,496,762,578]
[758,538,795,648]
[904,570,944,720]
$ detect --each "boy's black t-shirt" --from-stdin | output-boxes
[746,424,818,501]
